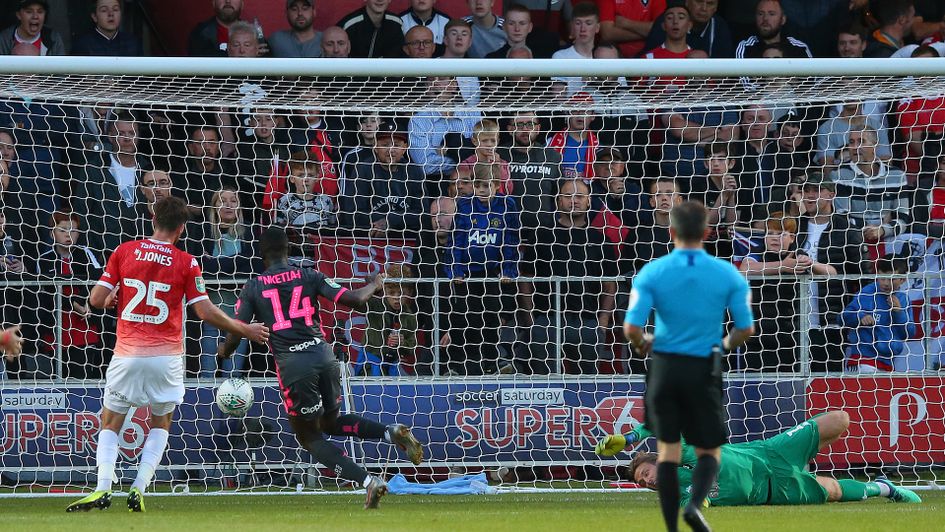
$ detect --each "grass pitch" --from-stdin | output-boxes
[0,490,940,532]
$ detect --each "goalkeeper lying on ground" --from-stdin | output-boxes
[595,410,921,506]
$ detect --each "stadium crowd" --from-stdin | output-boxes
[1,0,945,379]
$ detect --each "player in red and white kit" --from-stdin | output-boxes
[66,197,269,513]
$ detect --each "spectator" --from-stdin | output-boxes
[131,169,174,235]
[913,148,945,236]
[522,178,617,374]
[547,92,599,179]
[0,197,35,380]
[463,0,506,57]
[735,0,813,58]
[0,198,27,277]
[643,0,734,58]
[441,18,473,58]
[915,0,945,42]
[757,111,812,219]
[841,254,914,373]
[274,150,338,231]
[697,142,740,238]
[597,0,666,59]
[360,262,424,376]
[642,0,692,59]
[517,0,573,38]
[287,90,341,164]
[453,119,511,195]
[188,0,246,57]
[227,21,261,57]
[0,0,65,56]
[836,22,867,58]
[72,0,143,56]
[269,0,322,58]
[76,110,148,256]
[659,102,738,184]
[633,177,681,272]
[739,213,833,371]
[340,112,381,182]
[500,110,561,231]
[35,212,105,379]
[816,101,892,171]
[443,163,520,375]
[408,76,481,190]
[338,0,405,58]
[590,147,636,274]
[552,3,601,95]
[320,25,351,58]
[340,120,424,235]
[236,108,292,209]
[173,125,239,218]
[796,172,865,372]
[485,3,559,58]
[399,0,451,44]
[414,195,456,372]
[733,104,773,196]
[194,187,260,379]
[403,25,436,57]
[830,128,911,244]
[865,0,915,58]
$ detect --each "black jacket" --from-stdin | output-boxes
[796,213,867,326]
[337,8,405,58]
[188,17,227,57]
[338,151,425,232]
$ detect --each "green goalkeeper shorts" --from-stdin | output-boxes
[757,419,829,505]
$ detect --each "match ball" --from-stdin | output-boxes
[215,378,254,417]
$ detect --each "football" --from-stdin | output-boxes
[215,378,254,417]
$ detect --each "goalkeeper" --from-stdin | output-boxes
[596,410,921,507]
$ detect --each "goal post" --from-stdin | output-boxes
[0,57,943,495]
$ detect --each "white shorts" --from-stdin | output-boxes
[103,355,184,416]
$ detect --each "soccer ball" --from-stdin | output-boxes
[215,378,254,417]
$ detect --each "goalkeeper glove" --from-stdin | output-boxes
[594,434,627,457]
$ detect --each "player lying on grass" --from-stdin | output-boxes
[219,227,423,509]
[596,410,921,507]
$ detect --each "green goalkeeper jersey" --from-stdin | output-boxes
[629,425,773,507]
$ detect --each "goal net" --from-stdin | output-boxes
[0,57,943,494]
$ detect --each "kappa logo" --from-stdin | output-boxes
[469,230,498,245]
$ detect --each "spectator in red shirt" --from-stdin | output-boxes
[643,0,692,59]
[597,0,666,58]
[897,45,945,177]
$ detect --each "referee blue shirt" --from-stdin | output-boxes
[625,248,753,357]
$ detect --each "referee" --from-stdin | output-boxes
[624,201,754,532]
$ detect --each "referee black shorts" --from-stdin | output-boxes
[645,350,727,449]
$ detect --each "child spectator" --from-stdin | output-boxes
[0,0,65,56]
[36,212,104,379]
[445,162,520,375]
[453,119,511,195]
[273,151,337,231]
[547,92,599,179]
[359,262,423,377]
[841,254,915,373]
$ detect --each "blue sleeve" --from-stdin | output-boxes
[841,294,864,328]
[408,116,454,175]
[502,198,521,278]
[445,204,470,279]
[727,267,754,329]
[625,267,655,326]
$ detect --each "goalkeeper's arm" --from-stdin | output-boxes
[594,424,653,457]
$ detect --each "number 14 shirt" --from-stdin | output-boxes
[97,238,209,357]
[234,263,348,383]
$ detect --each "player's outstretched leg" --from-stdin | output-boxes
[875,477,922,503]
[324,413,424,466]
[127,426,170,512]
[126,487,146,513]
[66,427,120,513]
[291,417,389,510]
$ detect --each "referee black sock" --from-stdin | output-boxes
[688,455,720,511]
[329,414,388,440]
[656,461,681,532]
[302,434,369,485]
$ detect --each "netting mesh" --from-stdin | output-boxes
[1,67,944,493]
